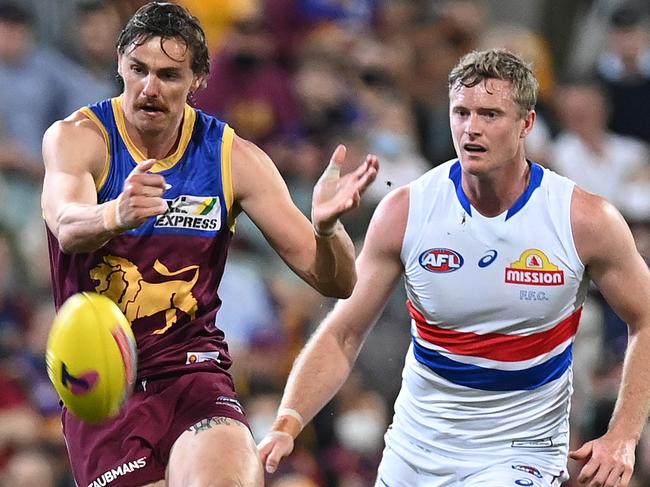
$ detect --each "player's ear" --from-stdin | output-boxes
[191,74,207,93]
[520,110,536,138]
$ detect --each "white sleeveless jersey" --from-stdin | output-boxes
[388,159,588,472]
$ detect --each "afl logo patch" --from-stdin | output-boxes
[419,248,464,273]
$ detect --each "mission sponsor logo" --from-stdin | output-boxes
[505,249,564,286]
[419,248,464,273]
[155,195,221,231]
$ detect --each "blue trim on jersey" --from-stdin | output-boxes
[411,338,572,391]
[87,100,119,172]
[505,162,543,220]
[449,160,472,215]
[448,161,544,220]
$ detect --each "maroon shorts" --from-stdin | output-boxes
[62,371,248,487]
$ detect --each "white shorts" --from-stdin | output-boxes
[374,444,568,487]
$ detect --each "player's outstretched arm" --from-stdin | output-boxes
[232,136,378,298]
[569,188,650,487]
[257,186,408,473]
[42,112,168,253]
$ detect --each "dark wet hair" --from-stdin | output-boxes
[116,2,209,76]
[448,48,538,116]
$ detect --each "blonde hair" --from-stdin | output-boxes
[448,48,538,116]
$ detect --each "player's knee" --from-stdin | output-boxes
[170,463,261,487]
[184,471,262,487]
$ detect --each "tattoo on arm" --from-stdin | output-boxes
[187,416,244,435]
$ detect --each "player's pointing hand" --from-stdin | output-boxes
[106,159,169,231]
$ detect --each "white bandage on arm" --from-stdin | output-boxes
[277,407,305,429]
[313,220,342,238]
[321,159,341,179]
[272,407,305,439]
[102,198,124,232]
[312,159,342,237]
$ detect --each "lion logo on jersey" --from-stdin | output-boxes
[90,256,199,334]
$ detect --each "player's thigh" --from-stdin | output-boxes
[463,462,556,487]
[375,445,456,487]
[375,445,418,487]
[167,416,263,487]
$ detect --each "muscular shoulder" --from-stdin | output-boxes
[230,134,283,202]
[43,110,107,179]
[230,134,295,216]
[44,110,105,148]
[231,134,269,164]
[365,185,410,257]
[571,186,633,269]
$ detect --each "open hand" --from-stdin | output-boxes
[311,145,379,235]
[569,434,635,486]
[257,431,295,474]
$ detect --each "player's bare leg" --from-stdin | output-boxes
[167,416,263,487]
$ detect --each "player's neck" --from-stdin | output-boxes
[463,160,531,217]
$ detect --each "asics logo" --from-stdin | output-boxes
[478,250,498,268]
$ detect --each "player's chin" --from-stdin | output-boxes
[133,119,158,131]
[459,154,490,173]
[135,111,168,129]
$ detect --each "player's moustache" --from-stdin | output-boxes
[136,99,167,112]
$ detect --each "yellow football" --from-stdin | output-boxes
[46,292,137,423]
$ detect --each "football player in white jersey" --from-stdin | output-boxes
[258,49,650,487]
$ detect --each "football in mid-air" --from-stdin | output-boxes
[46,292,137,423]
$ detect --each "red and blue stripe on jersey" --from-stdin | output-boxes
[407,300,582,391]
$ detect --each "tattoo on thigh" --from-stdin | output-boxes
[187,416,242,435]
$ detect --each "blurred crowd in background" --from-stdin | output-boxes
[0,0,649,485]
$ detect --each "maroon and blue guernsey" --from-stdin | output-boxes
[47,96,237,380]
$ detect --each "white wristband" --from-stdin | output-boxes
[114,196,124,228]
[277,407,304,429]
[102,197,125,232]
[313,220,340,238]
